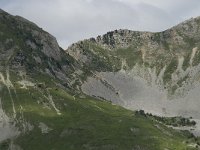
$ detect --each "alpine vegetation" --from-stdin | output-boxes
[0,9,200,150]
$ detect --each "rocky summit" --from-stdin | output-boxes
[0,9,200,150]
[69,17,200,127]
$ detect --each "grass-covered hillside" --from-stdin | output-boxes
[0,71,199,150]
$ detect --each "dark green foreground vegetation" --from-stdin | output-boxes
[136,110,196,127]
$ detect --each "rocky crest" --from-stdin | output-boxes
[67,17,200,134]
[67,16,200,93]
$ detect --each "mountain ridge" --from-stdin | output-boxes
[0,9,200,150]
[67,15,200,89]
[66,15,200,136]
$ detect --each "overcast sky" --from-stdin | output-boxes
[1,0,200,49]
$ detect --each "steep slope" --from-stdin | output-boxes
[0,9,78,90]
[0,9,197,150]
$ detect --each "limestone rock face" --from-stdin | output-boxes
[67,16,200,93]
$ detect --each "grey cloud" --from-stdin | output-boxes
[1,0,200,48]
